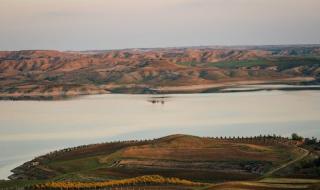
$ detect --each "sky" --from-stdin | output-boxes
[0,0,320,50]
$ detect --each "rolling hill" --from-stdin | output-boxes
[4,134,320,189]
[1,45,320,99]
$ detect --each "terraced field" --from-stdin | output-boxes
[9,135,305,182]
[1,134,319,189]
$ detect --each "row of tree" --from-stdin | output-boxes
[29,139,157,167]
[205,134,299,145]
[29,133,313,169]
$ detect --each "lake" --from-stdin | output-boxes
[1,87,320,179]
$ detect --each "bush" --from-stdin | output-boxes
[304,137,318,145]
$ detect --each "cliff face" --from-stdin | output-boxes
[1,46,320,99]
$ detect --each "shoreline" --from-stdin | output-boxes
[0,77,319,101]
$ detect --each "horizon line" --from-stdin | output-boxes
[1,43,320,52]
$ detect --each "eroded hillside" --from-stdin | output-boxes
[1,45,320,99]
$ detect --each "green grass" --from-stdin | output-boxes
[177,59,271,68]
[260,178,320,184]
[0,179,44,188]
[210,59,271,68]
[177,56,320,70]
[204,178,320,190]
[45,152,124,181]
[178,62,199,67]
[274,57,320,70]
[47,156,102,173]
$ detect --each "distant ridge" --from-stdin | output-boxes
[1,45,320,100]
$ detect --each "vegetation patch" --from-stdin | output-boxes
[31,175,205,189]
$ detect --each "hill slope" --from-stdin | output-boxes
[1,45,320,99]
[4,134,320,190]
[10,135,307,182]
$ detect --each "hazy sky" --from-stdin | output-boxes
[0,0,320,50]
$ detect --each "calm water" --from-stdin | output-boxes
[1,89,320,179]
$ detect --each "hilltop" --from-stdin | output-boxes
[2,134,320,189]
[1,45,320,99]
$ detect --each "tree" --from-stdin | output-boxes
[291,133,303,141]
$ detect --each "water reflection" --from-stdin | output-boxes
[1,89,320,179]
[147,96,170,104]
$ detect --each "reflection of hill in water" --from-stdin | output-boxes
[219,85,320,93]
[148,96,170,104]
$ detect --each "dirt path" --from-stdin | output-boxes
[263,147,310,177]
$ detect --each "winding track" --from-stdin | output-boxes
[263,147,310,177]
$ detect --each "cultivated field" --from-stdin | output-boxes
[1,134,318,189]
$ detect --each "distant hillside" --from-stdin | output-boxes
[1,45,320,99]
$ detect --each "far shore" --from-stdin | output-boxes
[0,77,319,101]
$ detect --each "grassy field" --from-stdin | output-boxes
[9,135,307,182]
[177,56,320,70]
[40,135,296,182]
[205,178,320,190]
[0,180,44,189]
